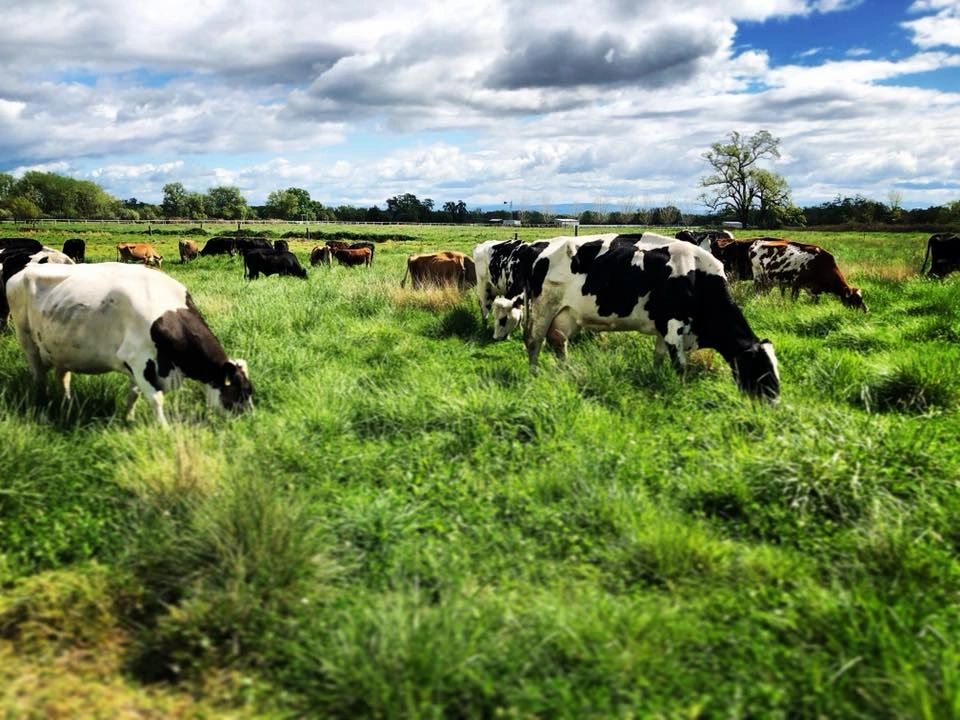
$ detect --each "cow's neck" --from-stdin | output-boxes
[149,296,229,387]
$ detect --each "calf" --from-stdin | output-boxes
[333,247,372,267]
[6,262,253,427]
[349,241,376,265]
[62,238,86,263]
[920,232,960,278]
[749,239,866,310]
[199,237,236,256]
[179,239,199,263]
[243,249,307,279]
[117,242,163,267]
[522,234,780,400]
[309,245,332,267]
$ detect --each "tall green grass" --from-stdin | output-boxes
[1,224,958,717]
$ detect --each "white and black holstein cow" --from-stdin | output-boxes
[521,234,780,400]
[474,238,558,324]
[6,262,253,427]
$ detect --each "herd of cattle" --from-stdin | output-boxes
[0,229,957,425]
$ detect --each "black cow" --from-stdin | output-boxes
[235,238,274,255]
[920,233,960,278]
[199,237,236,256]
[522,233,780,401]
[244,249,307,279]
[273,239,289,253]
[62,238,85,263]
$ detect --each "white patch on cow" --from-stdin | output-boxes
[761,341,780,381]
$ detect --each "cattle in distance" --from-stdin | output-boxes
[749,239,866,311]
[348,241,376,264]
[243,249,308,279]
[62,238,86,263]
[401,251,476,289]
[309,246,332,267]
[521,234,780,401]
[6,262,253,427]
[920,232,960,278]
[333,247,372,267]
[179,239,199,263]
[117,242,163,267]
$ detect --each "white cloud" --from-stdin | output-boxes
[0,0,957,209]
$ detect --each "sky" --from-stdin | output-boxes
[1,0,959,212]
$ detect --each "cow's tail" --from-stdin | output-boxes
[401,259,410,288]
[920,237,932,274]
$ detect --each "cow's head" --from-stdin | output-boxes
[841,287,867,312]
[732,340,780,402]
[207,359,254,413]
[491,295,524,340]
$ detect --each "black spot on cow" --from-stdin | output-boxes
[572,242,674,319]
[144,359,161,391]
[148,297,252,411]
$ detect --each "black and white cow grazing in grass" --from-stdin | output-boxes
[6,262,253,427]
[522,234,780,401]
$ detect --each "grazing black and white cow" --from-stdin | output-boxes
[473,238,561,325]
[920,232,960,278]
[674,229,734,251]
[6,262,253,427]
[522,233,780,400]
[62,238,86,263]
[243,249,308,279]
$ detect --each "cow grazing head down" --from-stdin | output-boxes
[206,359,254,414]
[731,340,780,401]
[841,287,868,312]
[491,295,524,340]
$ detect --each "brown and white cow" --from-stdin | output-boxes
[401,251,476,289]
[310,246,333,267]
[117,242,163,267]
[6,262,253,427]
[749,239,866,311]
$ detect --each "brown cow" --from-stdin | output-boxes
[179,239,199,263]
[749,239,866,311]
[332,247,372,267]
[310,245,332,267]
[117,242,163,267]
[401,251,477,289]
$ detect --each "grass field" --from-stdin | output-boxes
[1,223,959,718]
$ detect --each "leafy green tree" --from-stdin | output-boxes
[185,192,207,220]
[754,169,804,228]
[386,193,426,222]
[162,182,188,218]
[700,130,782,227]
[265,187,315,220]
[206,186,249,220]
[7,196,41,221]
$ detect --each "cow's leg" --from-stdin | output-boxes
[523,304,556,373]
[56,368,72,401]
[124,384,141,421]
[127,376,168,427]
[662,319,689,374]
[654,336,669,366]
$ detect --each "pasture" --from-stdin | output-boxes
[1,223,959,718]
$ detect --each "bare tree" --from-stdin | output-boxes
[700,130,782,226]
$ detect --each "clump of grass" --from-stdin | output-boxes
[0,563,121,651]
[858,360,958,414]
[389,285,470,313]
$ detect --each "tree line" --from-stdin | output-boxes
[2,142,958,229]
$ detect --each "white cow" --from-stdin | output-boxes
[7,262,253,426]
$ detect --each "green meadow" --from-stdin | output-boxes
[1,223,958,718]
